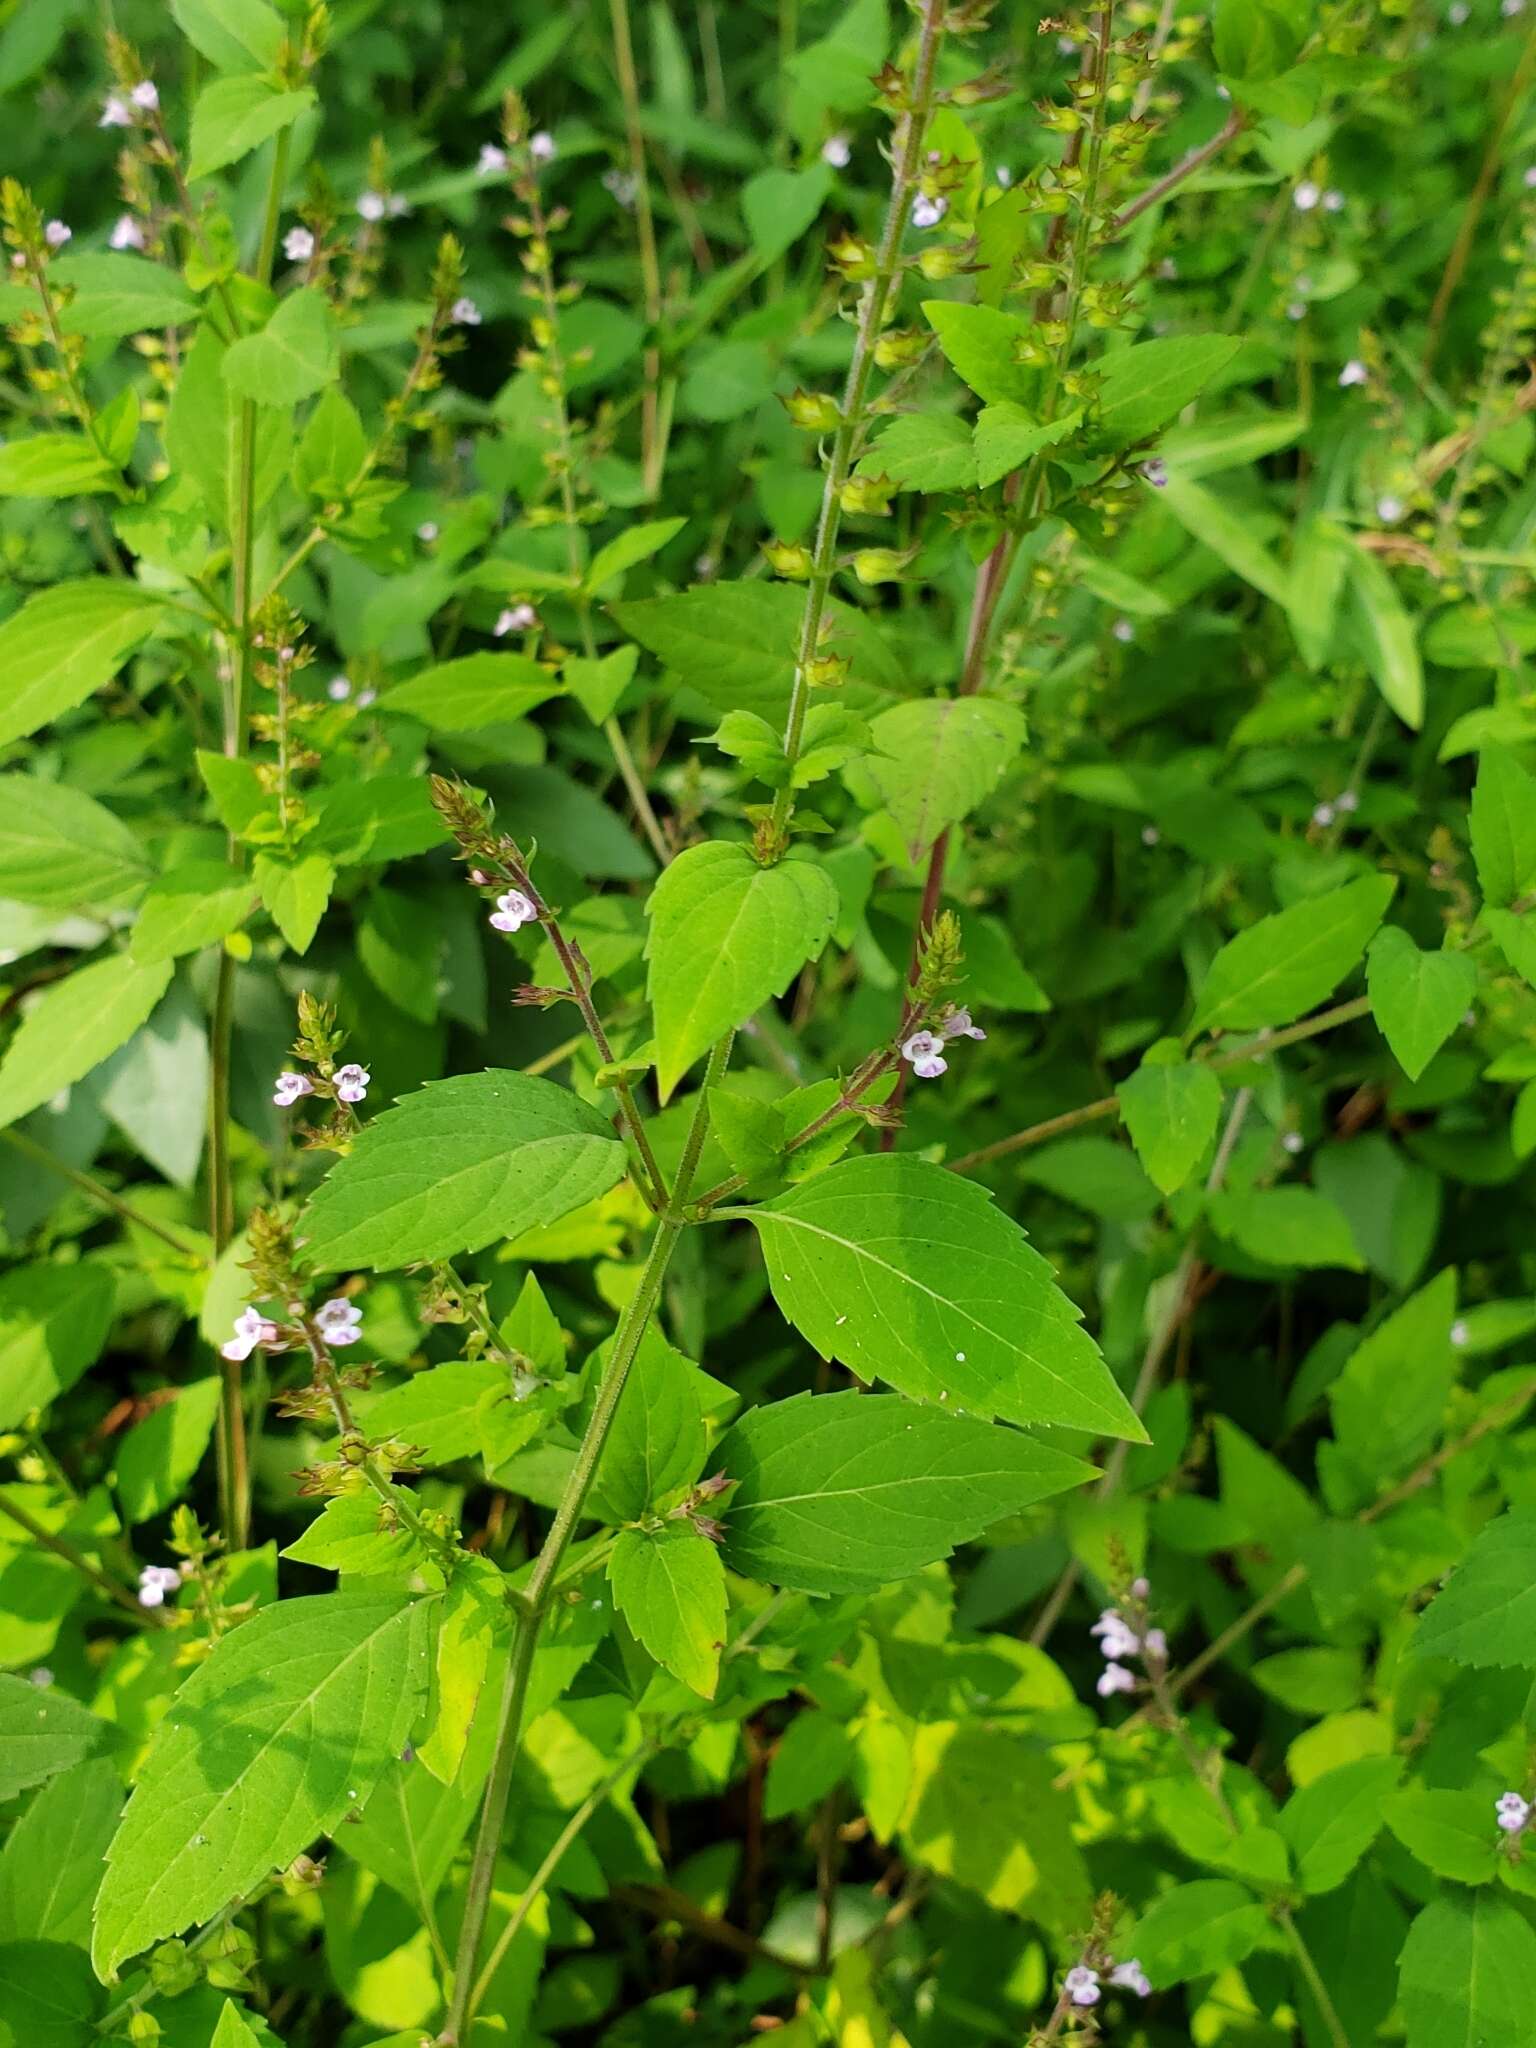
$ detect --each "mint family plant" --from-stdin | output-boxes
[5,0,1536,2043]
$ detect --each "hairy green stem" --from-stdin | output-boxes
[439,1036,731,2042]
[767,0,948,841]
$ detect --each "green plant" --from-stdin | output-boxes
[4,0,1536,2043]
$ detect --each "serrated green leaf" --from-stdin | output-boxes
[718,1390,1096,1593]
[165,324,292,533]
[741,163,831,264]
[921,301,1032,405]
[1278,1755,1402,1892]
[299,1070,628,1271]
[1091,335,1242,447]
[1117,1047,1222,1194]
[596,1327,708,1522]
[972,403,1081,489]
[378,652,560,731]
[1471,745,1536,908]
[252,850,333,955]
[291,386,366,496]
[1365,925,1476,1080]
[1208,1185,1364,1270]
[92,1590,431,1977]
[170,0,285,70]
[1414,1509,1536,1667]
[113,1377,222,1524]
[1326,1269,1457,1489]
[0,435,115,497]
[1382,1785,1499,1885]
[1133,1879,1272,1987]
[0,1940,102,2044]
[280,1491,430,1576]
[0,582,163,750]
[50,252,200,337]
[1399,1891,1536,2048]
[902,1722,1091,1924]
[364,1360,504,1465]
[187,76,316,181]
[131,861,254,963]
[0,1757,121,1945]
[724,1156,1145,1438]
[1189,874,1395,1034]
[222,287,337,407]
[645,842,838,1098]
[585,515,687,591]
[609,1526,726,1697]
[1486,905,1536,989]
[0,776,151,913]
[0,953,174,1132]
[860,413,977,493]
[0,1673,106,1803]
[0,1262,115,1432]
[864,697,1026,862]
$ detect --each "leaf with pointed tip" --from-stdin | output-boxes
[1117,1046,1223,1194]
[1413,1509,1536,1668]
[300,1070,626,1272]
[718,1390,1097,1593]
[1189,875,1395,1035]
[92,1590,431,1978]
[0,953,174,1132]
[1471,745,1536,908]
[0,1673,106,1803]
[722,1156,1144,1438]
[609,1526,726,1697]
[1366,925,1476,1080]
[0,582,164,751]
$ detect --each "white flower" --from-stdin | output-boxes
[490,888,537,934]
[43,220,71,249]
[1339,359,1368,387]
[222,1306,280,1363]
[355,687,377,708]
[1130,1576,1150,1599]
[1141,457,1168,488]
[1503,0,1525,17]
[1312,801,1336,827]
[995,165,1013,187]
[901,1029,948,1080]
[387,194,410,217]
[1143,1627,1167,1660]
[1498,1791,1531,1833]
[1323,189,1345,212]
[28,1666,52,1688]
[1449,1,1469,18]
[477,143,508,177]
[494,602,538,635]
[137,1564,183,1609]
[1064,1965,1102,2006]
[326,675,352,702]
[1337,788,1359,813]
[1286,299,1307,322]
[110,214,145,251]
[529,131,557,162]
[1110,1959,1152,1997]
[416,520,439,543]
[130,79,159,111]
[1113,617,1135,643]
[1376,493,1405,523]
[1451,1318,1469,1347]
[911,194,947,229]
[357,190,387,222]
[99,94,133,128]
[451,295,482,326]
[273,1071,315,1108]
[1097,1662,1137,1698]
[1526,167,1536,189]
[316,1297,363,1346]
[1293,180,1321,211]
[283,225,315,263]
[1283,1130,1305,1154]
[940,1007,986,1043]
[334,1063,371,1105]
[822,135,851,168]
[1141,824,1160,847]
[1091,1609,1141,1660]
[603,167,638,207]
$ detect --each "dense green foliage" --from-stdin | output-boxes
[2,0,1536,2042]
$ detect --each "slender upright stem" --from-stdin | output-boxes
[438,1036,731,2044]
[0,1492,165,1626]
[608,0,668,498]
[0,1129,204,1257]
[767,0,949,843]
[1110,108,1244,231]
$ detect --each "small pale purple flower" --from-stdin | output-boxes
[416,520,439,543]
[495,603,538,635]
[1140,457,1168,488]
[1526,166,1536,189]
[529,131,557,163]
[1113,617,1135,643]
[334,1063,370,1105]
[490,888,537,934]
[137,1564,183,1609]
[1312,801,1336,827]
[1064,1965,1102,2006]
[940,1008,986,1043]
[43,220,71,249]
[1498,1791,1531,1833]
[1451,1319,1469,1347]
[911,194,947,229]
[28,1666,52,1688]
[822,135,851,168]
[273,1071,315,1108]
[1097,1662,1137,1698]
[1130,1576,1150,1599]
[316,1297,363,1346]
[110,214,145,251]
[357,191,387,222]
[355,687,377,708]
[1110,1959,1151,1997]
[387,193,410,218]
[99,94,133,128]
[1283,1130,1305,1155]
[1376,493,1405,523]
[1293,180,1321,211]
[1143,1627,1167,1660]
[901,1030,948,1080]
[1091,1609,1140,1660]
[283,225,315,263]
[477,143,508,177]
[1141,824,1160,847]
[222,1307,280,1363]
[130,79,159,111]
[1337,789,1359,814]
[452,295,483,326]
[603,167,638,208]
[1323,189,1345,212]
[996,165,1013,187]
[327,675,352,701]
[1339,359,1368,387]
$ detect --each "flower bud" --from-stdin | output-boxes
[826,229,877,280]
[874,327,927,369]
[805,651,850,688]
[763,539,814,579]
[850,547,909,585]
[840,472,896,516]
[1038,101,1083,132]
[917,240,972,280]
[782,387,842,431]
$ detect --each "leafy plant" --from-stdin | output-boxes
[3,0,1536,2043]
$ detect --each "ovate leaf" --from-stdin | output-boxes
[378,653,560,731]
[222,288,338,407]
[299,1070,628,1270]
[1278,1755,1402,1893]
[1366,925,1476,1081]
[645,842,838,1098]
[0,1673,106,1802]
[1133,1879,1272,1987]
[921,301,1032,405]
[131,861,255,963]
[170,0,285,70]
[718,1390,1097,1593]
[0,582,163,750]
[0,1941,102,2045]
[1414,1509,1536,1668]
[1189,875,1395,1035]
[0,1757,122,1945]
[972,403,1081,489]
[50,252,200,337]
[723,1155,1145,1438]
[0,1262,116,1431]
[596,1327,708,1522]
[609,1526,726,1697]
[1090,335,1242,448]
[864,698,1026,862]
[0,435,116,497]
[861,413,977,493]
[252,850,333,955]
[1470,745,1536,908]
[1399,1891,1536,2048]
[1117,1044,1223,1195]
[113,1378,223,1524]
[1344,542,1424,730]
[187,76,316,180]
[0,776,150,912]
[0,953,174,1131]
[92,1590,431,1977]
